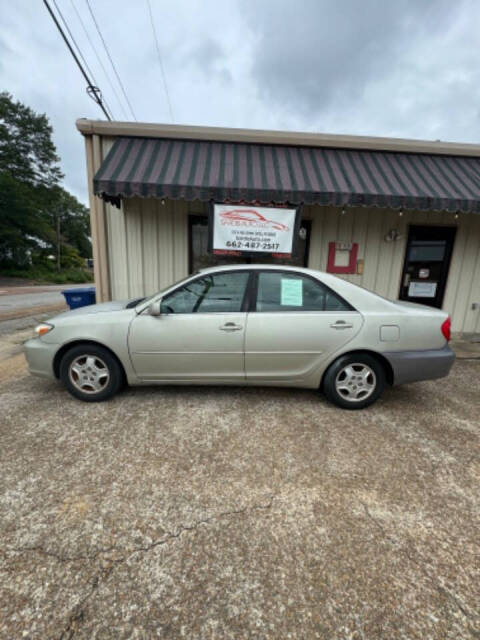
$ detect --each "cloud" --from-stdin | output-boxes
[2,0,480,207]
[184,38,232,85]
[243,0,459,119]
[0,34,12,73]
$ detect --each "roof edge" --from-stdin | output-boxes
[76,118,480,157]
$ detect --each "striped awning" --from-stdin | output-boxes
[94,136,480,213]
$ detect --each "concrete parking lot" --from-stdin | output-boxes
[0,345,479,639]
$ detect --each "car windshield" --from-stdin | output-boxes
[138,274,198,307]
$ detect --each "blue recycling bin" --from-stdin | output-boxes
[62,287,96,310]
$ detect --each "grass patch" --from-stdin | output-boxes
[0,266,93,284]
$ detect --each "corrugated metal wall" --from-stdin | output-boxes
[101,139,480,334]
[105,197,189,299]
[101,137,188,300]
[304,204,480,334]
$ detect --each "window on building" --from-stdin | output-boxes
[407,240,447,262]
[160,271,249,314]
[188,215,311,273]
[255,271,352,312]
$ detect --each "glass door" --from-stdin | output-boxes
[399,225,456,308]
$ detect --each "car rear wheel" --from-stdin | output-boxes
[323,353,386,410]
[60,344,123,402]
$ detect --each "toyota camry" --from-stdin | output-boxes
[24,264,455,409]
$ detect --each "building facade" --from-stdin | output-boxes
[77,120,480,335]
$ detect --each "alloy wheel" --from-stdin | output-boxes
[334,363,377,403]
[68,354,110,395]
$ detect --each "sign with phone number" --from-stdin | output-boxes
[211,204,298,256]
[225,240,280,251]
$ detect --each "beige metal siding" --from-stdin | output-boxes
[104,194,480,333]
[105,197,188,300]
[444,212,480,333]
[306,205,480,332]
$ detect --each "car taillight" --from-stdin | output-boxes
[441,317,451,342]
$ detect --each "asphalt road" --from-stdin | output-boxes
[0,284,89,314]
[0,346,479,639]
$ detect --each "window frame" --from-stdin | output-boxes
[160,269,256,315]
[249,269,356,313]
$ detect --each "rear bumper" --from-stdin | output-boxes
[24,338,58,379]
[384,345,455,386]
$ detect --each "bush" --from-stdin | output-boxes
[0,266,93,284]
[33,246,86,271]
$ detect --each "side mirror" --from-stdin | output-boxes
[148,300,161,316]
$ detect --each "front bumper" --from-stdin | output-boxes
[384,345,455,386]
[24,338,58,379]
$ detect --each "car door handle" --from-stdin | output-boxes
[219,322,243,331]
[330,321,354,329]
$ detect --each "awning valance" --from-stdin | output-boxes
[94,136,480,213]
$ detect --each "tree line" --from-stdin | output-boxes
[0,92,92,282]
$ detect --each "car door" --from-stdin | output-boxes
[245,270,363,383]
[128,270,251,381]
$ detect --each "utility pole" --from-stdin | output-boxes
[56,213,61,272]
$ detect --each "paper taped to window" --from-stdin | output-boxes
[281,279,303,306]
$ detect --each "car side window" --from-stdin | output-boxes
[255,272,352,312]
[161,272,249,314]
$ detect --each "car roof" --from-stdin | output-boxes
[199,263,320,275]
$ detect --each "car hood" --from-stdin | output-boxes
[53,300,134,319]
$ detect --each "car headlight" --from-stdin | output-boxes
[34,323,54,337]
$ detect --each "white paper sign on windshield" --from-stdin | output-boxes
[212,204,297,255]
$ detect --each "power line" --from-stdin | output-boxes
[84,0,137,121]
[146,0,174,123]
[53,0,96,86]
[51,0,115,120]
[43,0,111,120]
[70,0,129,120]
[53,0,115,119]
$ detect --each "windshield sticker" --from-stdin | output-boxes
[281,279,303,306]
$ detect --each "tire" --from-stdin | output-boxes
[322,353,386,410]
[59,344,123,402]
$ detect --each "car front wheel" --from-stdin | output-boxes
[59,344,123,402]
[323,353,386,410]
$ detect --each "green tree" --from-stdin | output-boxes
[47,186,92,267]
[0,92,91,271]
[0,91,62,187]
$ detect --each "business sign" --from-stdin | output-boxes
[210,204,299,257]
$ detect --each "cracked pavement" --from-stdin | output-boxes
[0,352,479,639]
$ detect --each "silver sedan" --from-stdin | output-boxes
[24,265,454,409]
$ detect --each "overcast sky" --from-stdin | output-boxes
[2,0,480,204]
